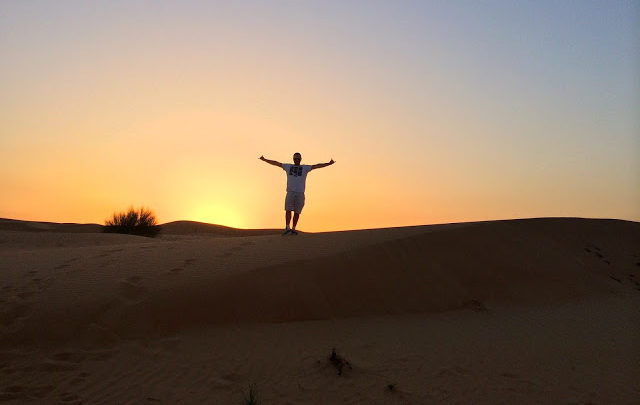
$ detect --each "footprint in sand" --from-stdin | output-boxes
[40,360,79,372]
[59,391,82,404]
[159,337,181,351]
[51,351,86,363]
[119,277,147,301]
[210,372,243,389]
[88,350,117,361]
[463,300,489,313]
[169,259,196,274]
[499,372,544,394]
[17,291,34,300]
[0,304,32,327]
[69,371,91,386]
[69,377,84,386]
[500,372,519,378]
[31,385,56,399]
[54,258,79,270]
[0,385,24,401]
[23,275,53,295]
[82,324,121,347]
[435,366,470,378]
[96,248,124,258]
[584,245,613,266]
[0,385,54,401]
[29,277,45,291]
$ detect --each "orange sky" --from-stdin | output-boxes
[1,2,638,231]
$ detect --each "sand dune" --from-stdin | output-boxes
[0,218,282,252]
[1,218,639,404]
[160,220,282,236]
[0,218,102,234]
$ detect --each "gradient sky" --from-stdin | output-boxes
[1,1,638,231]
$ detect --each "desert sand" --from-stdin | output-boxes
[0,217,638,404]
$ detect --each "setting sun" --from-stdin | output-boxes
[185,202,247,230]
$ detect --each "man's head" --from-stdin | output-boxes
[293,152,302,164]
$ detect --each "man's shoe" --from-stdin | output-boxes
[282,229,292,236]
[290,230,299,235]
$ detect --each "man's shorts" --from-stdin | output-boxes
[285,191,305,214]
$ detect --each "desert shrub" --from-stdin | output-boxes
[104,206,161,237]
[244,385,258,405]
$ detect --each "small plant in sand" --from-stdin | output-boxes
[244,384,258,405]
[103,206,161,237]
[329,348,352,376]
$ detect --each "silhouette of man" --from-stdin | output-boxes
[259,152,335,235]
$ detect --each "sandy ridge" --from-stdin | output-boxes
[2,218,638,347]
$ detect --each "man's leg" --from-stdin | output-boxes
[291,193,304,234]
[285,211,292,229]
[282,211,293,235]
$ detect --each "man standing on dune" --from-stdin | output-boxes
[259,152,335,235]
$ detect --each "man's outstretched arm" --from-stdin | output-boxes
[311,159,336,170]
[259,155,283,168]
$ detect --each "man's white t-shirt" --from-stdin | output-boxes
[282,164,312,193]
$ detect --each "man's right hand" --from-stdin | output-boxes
[259,155,282,168]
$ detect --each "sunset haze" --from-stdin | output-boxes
[1,1,638,231]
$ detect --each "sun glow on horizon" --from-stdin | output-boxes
[184,202,247,230]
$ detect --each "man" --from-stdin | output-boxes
[259,152,335,235]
